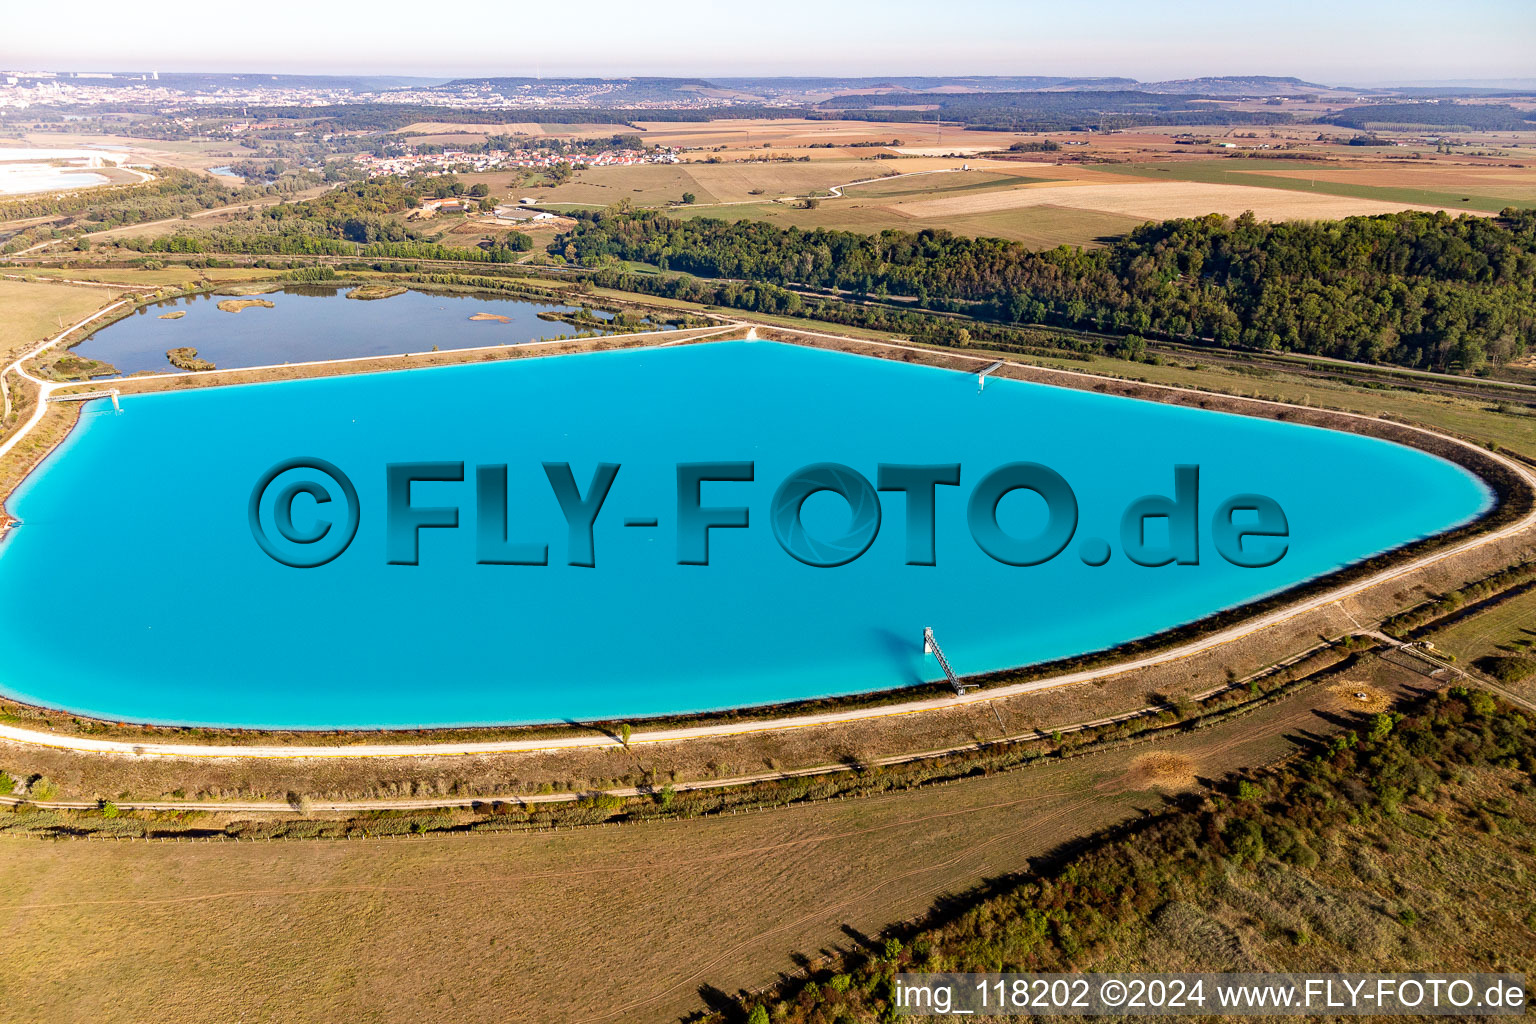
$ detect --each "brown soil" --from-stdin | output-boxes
[1125,751,1200,792]
[467,312,512,322]
[1326,680,1394,713]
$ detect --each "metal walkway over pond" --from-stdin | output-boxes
[924,627,977,695]
[49,388,120,412]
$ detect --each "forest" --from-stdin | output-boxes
[1323,102,1536,132]
[0,167,287,226]
[557,206,1536,371]
[114,176,530,259]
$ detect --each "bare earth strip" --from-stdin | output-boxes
[0,672,1395,1024]
[891,180,1466,222]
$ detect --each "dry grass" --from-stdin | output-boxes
[893,179,1466,221]
[0,278,112,362]
[1325,681,1394,714]
[1244,164,1536,202]
[18,267,280,287]
[917,205,1148,247]
[1124,752,1200,793]
[0,670,1401,1024]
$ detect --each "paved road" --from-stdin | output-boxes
[1,319,1531,760]
[0,299,132,462]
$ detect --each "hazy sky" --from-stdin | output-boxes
[3,0,1533,84]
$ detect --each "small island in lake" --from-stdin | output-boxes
[166,347,216,371]
[216,298,275,313]
[346,285,408,301]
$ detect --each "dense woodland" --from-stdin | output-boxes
[558,207,1536,370]
[1324,102,1536,132]
[0,168,322,253]
[0,168,301,228]
[717,689,1535,1024]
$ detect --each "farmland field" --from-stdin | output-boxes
[1095,159,1536,212]
[663,195,1146,247]
[1242,164,1536,203]
[892,178,1466,221]
[513,148,1519,248]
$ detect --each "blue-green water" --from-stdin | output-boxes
[69,286,620,377]
[0,341,1492,728]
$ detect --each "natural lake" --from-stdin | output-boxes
[68,286,625,376]
[0,341,1492,728]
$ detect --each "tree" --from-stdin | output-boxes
[469,183,490,197]
[680,192,696,205]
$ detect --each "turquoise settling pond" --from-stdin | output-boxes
[0,341,1492,728]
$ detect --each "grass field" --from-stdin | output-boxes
[0,279,112,362]
[16,267,282,287]
[0,664,1411,1024]
[497,159,1153,247]
[1427,589,1536,660]
[1014,347,1536,458]
[923,205,1148,247]
[490,160,950,209]
[661,197,1144,247]
[894,178,1463,221]
[517,150,1509,247]
[1424,588,1536,705]
[1095,159,1536,213]
[1244,163,1536,204]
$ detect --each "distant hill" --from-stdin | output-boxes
[710,76,1138,95]
[1323,101,1536,131]
[817,89,1295,130]
[429,77,722,105]
[1133,75,1332,96]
